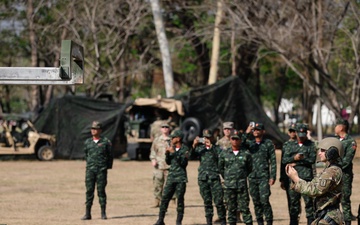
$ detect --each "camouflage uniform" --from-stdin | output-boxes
[337,133,357,222]
[218,146,253,224]
[83,135,113,209]
[216,137,231,151]
[158,144,189,220]
[150,134,172,202]
[282,139,316,223]
[291,164,343,225]
[245,137,276,223]
[195,143,226,222]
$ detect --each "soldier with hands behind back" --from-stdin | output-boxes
[81,121,113,220]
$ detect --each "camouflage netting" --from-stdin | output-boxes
[174,76,287,146]
[34,96,129,159]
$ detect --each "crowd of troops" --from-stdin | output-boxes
[149,119,357,225]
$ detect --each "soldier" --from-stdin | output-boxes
[218,130,253,225]
[243,123,276,225]
[280,123,298,220]
[282,124,316,225]
[216,121,234,150]
[149,122,173,208]
[154,130,190,225]
[334,118,357,225]
[286,137,344,225]
[81,121,113,220]
[192,129,226,225]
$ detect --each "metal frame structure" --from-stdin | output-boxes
[0,40,84,85]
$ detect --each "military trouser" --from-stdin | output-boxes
[153,168,170,200]
[225,183,252,224]
[85,168,108,207]
[341,173,353,222]
[288,186,314,220]
[198,178,226,220]
[159,181,186,215]
[249,178,273,221]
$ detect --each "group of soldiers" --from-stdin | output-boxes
[148,119,357,225]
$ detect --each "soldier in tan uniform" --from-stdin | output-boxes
[150,123,173,207]
[216,122,234,150]
[286,137,344,225]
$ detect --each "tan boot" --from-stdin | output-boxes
[151,199,160,208]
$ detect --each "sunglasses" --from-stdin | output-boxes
[161,126,169,128]
[231,138,240,140]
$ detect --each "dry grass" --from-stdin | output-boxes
[0,153,359,225]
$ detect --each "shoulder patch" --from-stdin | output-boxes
[320,179,329,187]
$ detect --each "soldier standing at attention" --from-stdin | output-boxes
[154,130,190,225]
[150,123,174,208]
[216,122,234,150]
[218,130,253,225]
[286,137,344,225]
[192,129,226,225]
[81,121,113,220]
[282,124,316,225]
[334,118,357,225]
[280,123,298,220]
[243,123,276,225]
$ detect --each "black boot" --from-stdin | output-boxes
[101,205,107,220]
[266,220,273,225]
[154,212,166,225]
[220,219,227,225]
[290,216,299,225]
[206,216,213,225]
[229,222,236,225]
[257,218,264,225]
[246,222,253,225]
[176,214,183,225]
[81,205,91,220]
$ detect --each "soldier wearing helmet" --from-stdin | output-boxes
[286,137,344,225]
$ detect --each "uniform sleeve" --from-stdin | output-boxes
[218,151,225,178]
[282,145,296,164]
[342,138,357,171]
[175,147,189,168]
[149,139,157,161]
[280,147,287,182]
[106,139,113,169]
[83,139,89,160]
[268,141,277,180]
[246,153,253,176]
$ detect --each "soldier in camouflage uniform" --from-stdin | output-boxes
[150,123,174,208]
[334,118,357,225]
[154,130,190,225]
[286,137,344,225]
[192,129,226,225]
[243,123,276,225]
[216,122,234,150]
[81,121,113,220]
[282,124,316,225]
[218,130,253,225]
[280,123,299,220]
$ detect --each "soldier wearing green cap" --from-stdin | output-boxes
[286,137,344,225]
[334,118,357,224]
[243,122,276,225]
[192,129,226,225]
[81,121,113,220]
[154,130,190,225]
[282,123,316,225]
[219,130,253,225]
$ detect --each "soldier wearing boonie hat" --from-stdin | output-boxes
[334,118,357,224]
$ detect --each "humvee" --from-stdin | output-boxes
[124,97,202,160]
[0,120,56,161]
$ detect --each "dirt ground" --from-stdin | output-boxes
[0,152,359,225]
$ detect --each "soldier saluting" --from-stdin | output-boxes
[286,137,344,225]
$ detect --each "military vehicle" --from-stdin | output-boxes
[0,119,56,161]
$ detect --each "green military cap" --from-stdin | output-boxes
[230,130,241,139]
[296,124,307,137]
[202,129,212,138]
[336,118,349,127]
[91,121,102,129]
[169,130,184,139]
[288,123,297,131]
[254,123,264,130]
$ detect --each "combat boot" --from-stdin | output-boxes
[154,212,166,225]
[101,205,107,220]
[81,205,92,220]
[266,220,273,225]
[176,214,183,225]
[206,216,213,225]
[290,216,299,225]
[257,218,264,225]
[245,222,253,225]
[220,219,226,225]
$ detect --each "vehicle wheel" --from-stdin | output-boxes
[37,146,55,161]
[180,117,202,143]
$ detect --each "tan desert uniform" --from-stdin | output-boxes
[216,122,234,150]
[150,134,171,206]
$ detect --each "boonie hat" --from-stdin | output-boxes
[91,121,102,129]
[161,123,170,128]
[296,124,307,137]
[254,123,264,130]
[169,130,184,139]
[223,122,234,129]
[202,129,212,138]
